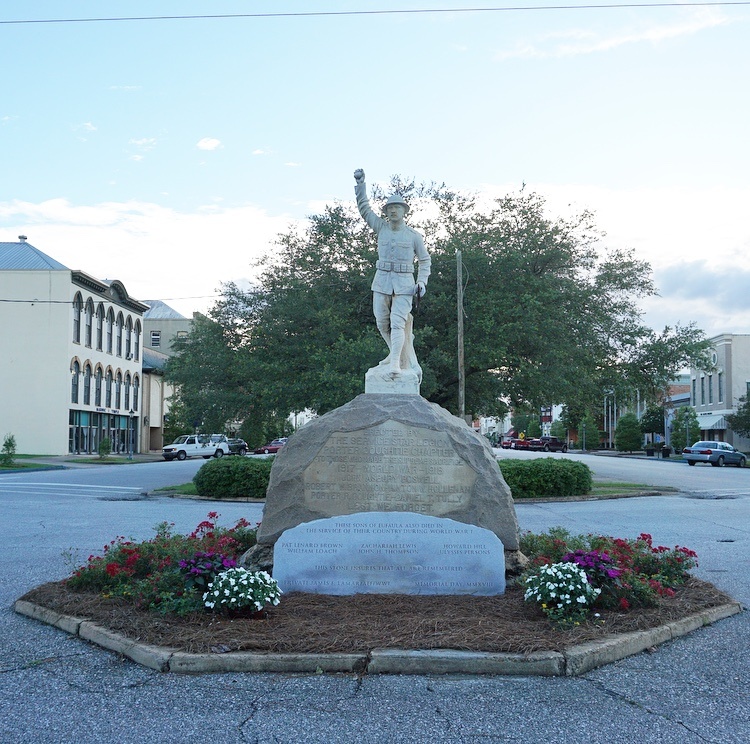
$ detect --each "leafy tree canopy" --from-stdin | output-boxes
[726,396,750,439]
[640,405,666,436]
[166,179,712,426]
[670,406,701,454]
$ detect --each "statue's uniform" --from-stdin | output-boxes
[355,182,431,364]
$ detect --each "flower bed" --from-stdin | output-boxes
[19,515,730,657]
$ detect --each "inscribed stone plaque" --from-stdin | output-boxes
[273,511,505,596]
[302,421,477,517]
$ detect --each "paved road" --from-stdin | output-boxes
[1,461,748,743]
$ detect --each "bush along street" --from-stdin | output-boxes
[64,512,275,616]
[193,456,273,499]
[498,458,593,498]
[520,527,699,626]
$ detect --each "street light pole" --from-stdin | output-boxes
[128,409,134,460]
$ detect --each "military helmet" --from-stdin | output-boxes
[383,194,410,214]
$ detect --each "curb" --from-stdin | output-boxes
[13,599,743,676]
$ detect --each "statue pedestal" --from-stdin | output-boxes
[365,364,420,395]
[242,394,527,582]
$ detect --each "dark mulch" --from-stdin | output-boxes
[19,578,735,656]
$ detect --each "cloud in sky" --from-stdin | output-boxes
[0,198,293,317]
[494,9,728,60]
[196,137,222,151]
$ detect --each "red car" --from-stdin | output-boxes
[254,438,288,455]
[509,438,532,450]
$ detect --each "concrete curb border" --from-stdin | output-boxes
[14,599,742,676]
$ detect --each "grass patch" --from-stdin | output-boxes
[65,457,140,465]
[589,481,675,497]
[156,483,199,496]
[0,462,62,471]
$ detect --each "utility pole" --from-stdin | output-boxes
[457,248,465,421]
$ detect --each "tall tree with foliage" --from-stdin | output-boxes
[615,413,644,452]
[168,179,711,423]
[726,396,750,438]
[670,407,701,453]
[640,405,666,438]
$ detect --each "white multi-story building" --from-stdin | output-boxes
[1,237,148,455]
[690,334,750,449]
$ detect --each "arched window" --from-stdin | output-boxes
[72,293,83,343]
[124,373,131,410]
[95,304,104,350]
[134,320,141,361]
[106,309,114,354]
[115,372,122,409]
[133,375,140,412]
[125,317,133,359]
[105,370,113,407]
[116,313,124,356]
[83,364,92,405]
[71,361,80,403]
[84,299,94,347]
[95,368,103,406]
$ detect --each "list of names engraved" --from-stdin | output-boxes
[302,421,476,516]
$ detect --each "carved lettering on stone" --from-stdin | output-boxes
[302,421,477,517]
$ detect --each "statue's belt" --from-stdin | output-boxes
[376,260,413,273]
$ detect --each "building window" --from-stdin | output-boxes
[95,369,103,406]
[133,376,140,412]
[691,379,696,406]
[96,304,104,350]
[106,309,114,354]
[125,317,133,359]
[84,299,94,348]
[72,293,82,343]
[700,377,705,406]
[116,314,124,356]
[124,373,131,410]
[71,361,80,404]
[83,364,92,405]
[718,372,724,403]
[105,370,113,408]
[134,321,141,361]
[115,372,122,409]
[708,374,713,405]
[150,330,161,348]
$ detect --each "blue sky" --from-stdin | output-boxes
[2,1,749,336]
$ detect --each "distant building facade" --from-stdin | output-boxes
[689,334,750,449]
[1,238,147,455]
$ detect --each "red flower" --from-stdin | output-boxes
[619,597,630,610]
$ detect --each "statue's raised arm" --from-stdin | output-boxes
[353,168,431,383]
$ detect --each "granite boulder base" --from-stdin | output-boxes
[243,394,525,576]
[273,512,506,596]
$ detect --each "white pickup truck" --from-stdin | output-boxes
[162,434,230,461]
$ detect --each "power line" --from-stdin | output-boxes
[1,3,749,26]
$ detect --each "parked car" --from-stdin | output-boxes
[227,438,249,456]
[508,438,532,450]
[499,439,514,449]
[254,438,288,455]
[682,441,746,468]
[162,434,230,461]
[528,436,568,453]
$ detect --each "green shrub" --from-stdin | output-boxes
[1,433,17,467]
[98,437,112,459]
[193,456,273,499]
[498,458,592,499]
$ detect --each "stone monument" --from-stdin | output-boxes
[240,170,525,588]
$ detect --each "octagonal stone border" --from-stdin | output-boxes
[14,598,742,676]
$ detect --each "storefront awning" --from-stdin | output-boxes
[696,414,727,431]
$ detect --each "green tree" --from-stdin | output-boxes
[726,396,750,438]
[1,433,17,467]
[615,413,643,452]
[167,181,711,423]
[670,407,700,454]
[640,405,666,437]
[527,418,542,438]
[550,419,567,439]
